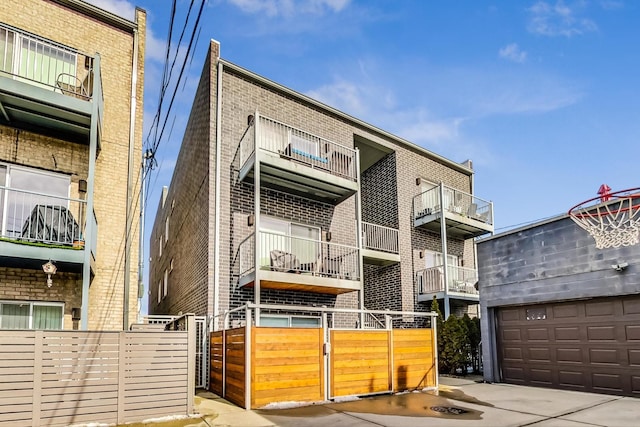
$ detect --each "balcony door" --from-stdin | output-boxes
[260,217,320,271]
[0,164,70,240]
[0,25,77,90]
[423,249,459,278]
[420,181,453,213]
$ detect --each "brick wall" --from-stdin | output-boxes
[151,41,482,325]
[0,267,81,329]
[0,1,146,330]
[149,48,214,317]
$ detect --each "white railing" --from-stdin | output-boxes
[238,234,255,278]
[413,184,493,225]
[0,186,87,247]
[0,23,95,100]
[239,231,360,281]
[416,265,479,296]
[237,113,358,181]
[361,222,399,254]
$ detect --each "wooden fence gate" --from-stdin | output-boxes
[209,304,438,409]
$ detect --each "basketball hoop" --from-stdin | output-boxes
[568,187,640,249]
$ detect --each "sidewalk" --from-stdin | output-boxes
[128,377,640,427]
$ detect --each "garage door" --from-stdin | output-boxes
[497,295,640,396]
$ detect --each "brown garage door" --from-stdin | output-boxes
[497,295,640,396]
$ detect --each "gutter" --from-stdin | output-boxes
[124,24,139,330]
[218,59,473,176]
[213,54,223,329]
[53,0,140,32]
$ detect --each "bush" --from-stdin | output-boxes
[431,297,482,375]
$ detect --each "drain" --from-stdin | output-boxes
[430,406,469,415]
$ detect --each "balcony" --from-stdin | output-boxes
[413,184,494,238]
[235,113,358,204]
[0,24,102,145]
[361,222,400,266]
[416,265,479,303]
[237,231,361,295]
[0,186,97,272]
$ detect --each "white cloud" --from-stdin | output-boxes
[527,1,598,37]
[499,43,527,63]
[83,0,136,20]
[227,0,351,17]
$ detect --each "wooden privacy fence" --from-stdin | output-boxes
[210,304,437,409]
[0,315,195,427]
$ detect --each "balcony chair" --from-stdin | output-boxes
[56,73,92,99]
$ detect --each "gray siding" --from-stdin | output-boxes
[477,215,640,382]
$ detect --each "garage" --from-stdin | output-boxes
[497,295,640,397]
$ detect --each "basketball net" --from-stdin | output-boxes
[568,187,640,249]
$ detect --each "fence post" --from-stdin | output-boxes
[244,306,252,410]
[117,331,126,423]
[187,314,196,414]
[32,331,43,427]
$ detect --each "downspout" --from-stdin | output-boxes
[138,150,148,320]
[124,26,139,330]
[213,59,223,329]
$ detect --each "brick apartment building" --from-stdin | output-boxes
[0,0,145,330]
[149,41,493,326]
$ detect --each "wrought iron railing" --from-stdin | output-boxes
[0,186,88,248]
[0,23,96,100]
[416,265,479,296]
[361,222,399,254]
[237,113,358,181]
[239,231,360,281]
[413,184,493,225]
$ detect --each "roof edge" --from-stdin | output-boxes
[52,0,141,32]
[477,213,569,243]
[218,58,474,176]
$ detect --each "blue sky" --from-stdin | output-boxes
[86,0,639,312]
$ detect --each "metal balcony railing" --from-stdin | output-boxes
[238,231,360,281]
[361,222,399,254]
[416,265,479,296]
[0,186,88,248]
[413,184,493,225]
[236,113,358,181]
[0,23,96,100]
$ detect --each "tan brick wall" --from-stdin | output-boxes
[0,267,82,330]
[0,1,146,330]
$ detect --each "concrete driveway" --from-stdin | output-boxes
[247,376,640,427]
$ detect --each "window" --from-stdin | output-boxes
[0,301,63,330]
[157,280,162,304]
[165,217,169,244]
[0,164,70,240]
[159,236,163,257]
[260,315,320,328]
[163,269,168,297]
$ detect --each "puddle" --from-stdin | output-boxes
[438,386,495,407]
[330,392,482,420]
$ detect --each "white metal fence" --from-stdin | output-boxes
[0,23,95,100]
[413,184,493,225]
[416,265,479,295]
[361,222,399,254]
[143,314,209,389]
[237,113,358,181]
[238,231,360,281]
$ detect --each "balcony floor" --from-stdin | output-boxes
[0,75,93,143]
[418,291,479,303]
[240,270,360,295]
[414,210,493,239]
[0,239,92,273]
[239,151,358,205]
[362,249,400,266]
